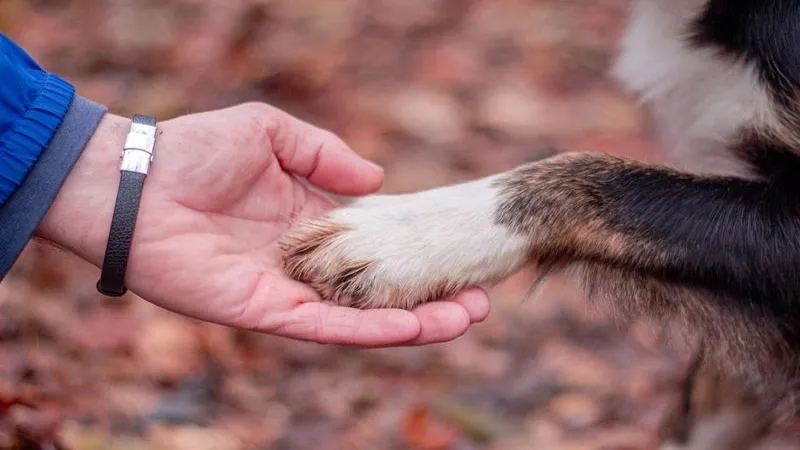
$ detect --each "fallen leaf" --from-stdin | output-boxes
[402,405,461,450]
[149,425,243,450]
[135,316,203,382]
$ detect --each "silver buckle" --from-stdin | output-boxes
[120,122,156,175]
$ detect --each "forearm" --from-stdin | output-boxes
[35,113,131,268]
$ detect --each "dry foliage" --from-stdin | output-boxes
[2,1,690,448]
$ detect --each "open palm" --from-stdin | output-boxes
[40,103,489,346]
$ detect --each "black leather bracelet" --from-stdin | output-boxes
[96,114,157,297]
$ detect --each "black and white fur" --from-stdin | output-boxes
[281,1,800,447]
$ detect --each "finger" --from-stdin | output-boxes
[259,302,423,346]
[350,291,488,349]
[260,104,384,195]
[448,288,491,323]
[403,301,472,346]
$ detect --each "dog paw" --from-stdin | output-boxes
[280,177,530,310]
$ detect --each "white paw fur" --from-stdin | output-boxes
[281,176,530,309]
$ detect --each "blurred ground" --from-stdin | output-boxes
[1,1,689,449]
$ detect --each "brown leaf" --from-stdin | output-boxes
[537,341,620,392]
[402,405,460,450]
[149,425,243,450]
[8,404,63,445]
[548,393,605,429]
[66,306,138,352]
[135,316,202,382]
[390,88,465,145]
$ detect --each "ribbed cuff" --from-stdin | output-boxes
[0,96,107,279]
[0,73,75,205]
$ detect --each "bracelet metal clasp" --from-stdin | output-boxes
[120,122,156,175]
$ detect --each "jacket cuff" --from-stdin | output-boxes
[0,96,107,279]
[0,74,75,205]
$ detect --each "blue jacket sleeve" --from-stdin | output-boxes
[0,33,107,278]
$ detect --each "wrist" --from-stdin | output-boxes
[36,113,132,267]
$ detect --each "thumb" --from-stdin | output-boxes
[262,105,384,196]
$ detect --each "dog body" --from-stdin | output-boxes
[615,0,773,178]
[281,1,800,447]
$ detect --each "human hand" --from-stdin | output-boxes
[37,103,490,346]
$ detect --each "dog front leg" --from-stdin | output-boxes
[281,152,800,375]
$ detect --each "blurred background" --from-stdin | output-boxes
[1,0,685,449]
